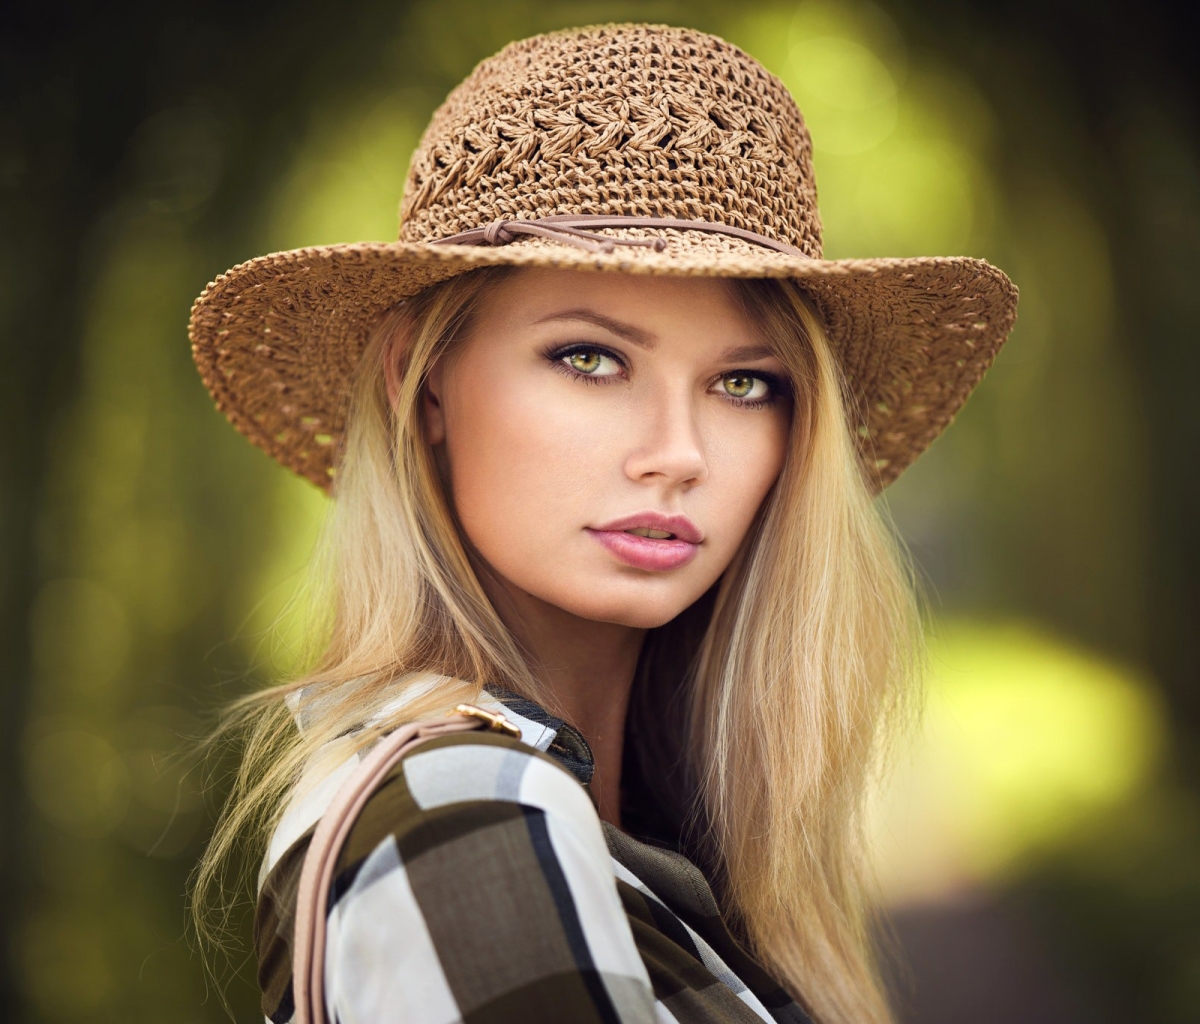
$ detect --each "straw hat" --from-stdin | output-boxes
[189,23,1017,493]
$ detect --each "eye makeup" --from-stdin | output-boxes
[541,341,792,408]
[707,368,792,409]
[545,342,627,383]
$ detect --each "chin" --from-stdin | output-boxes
[557,586,699,630]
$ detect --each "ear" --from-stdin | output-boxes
[383,321,447,445]
[421,357,447,445]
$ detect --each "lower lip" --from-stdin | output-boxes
[587,529,700,571]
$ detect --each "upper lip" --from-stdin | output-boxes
[590,511,704,544]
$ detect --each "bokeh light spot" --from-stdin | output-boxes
[873,621,1164,904]
[785,35,898,155]
[23,725,131,837]
[854,137,976,253]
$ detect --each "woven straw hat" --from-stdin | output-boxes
[190,23,1017,493]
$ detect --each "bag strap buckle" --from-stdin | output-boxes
[450,702,521,739]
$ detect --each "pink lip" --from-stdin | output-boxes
[587,511,704,572]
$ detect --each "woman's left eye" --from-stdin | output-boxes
[715,373,773,403]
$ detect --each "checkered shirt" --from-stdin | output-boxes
[255,686,813,1024]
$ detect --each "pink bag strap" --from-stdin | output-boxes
[292,703,521,1024]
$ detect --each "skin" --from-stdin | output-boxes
[418,268,791,829]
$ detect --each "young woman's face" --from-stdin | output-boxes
[423,268,792,629]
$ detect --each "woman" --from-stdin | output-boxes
[189,23,1017,1024]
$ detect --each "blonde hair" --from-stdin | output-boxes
[194,267,921,1024]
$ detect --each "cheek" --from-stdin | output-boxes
[441,363,608,569]
[698,411,790,552]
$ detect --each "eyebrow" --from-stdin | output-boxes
[532,309,657,349]
[532,310,778,364]
[719,344,776,362]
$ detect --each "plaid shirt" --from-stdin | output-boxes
[255,686,813,1024]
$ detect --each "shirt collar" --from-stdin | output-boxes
[478,685,595,786]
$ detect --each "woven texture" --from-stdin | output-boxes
[189,23,1018,491]
[399,28,821,253]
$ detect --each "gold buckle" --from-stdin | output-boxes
[450,703,521,739]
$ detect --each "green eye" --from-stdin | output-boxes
[568,351,603,374]
[716,373,774,402]
[723,375,756,398]
[554,346,623,380]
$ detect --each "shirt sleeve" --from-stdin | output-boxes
[321,731,659,1024]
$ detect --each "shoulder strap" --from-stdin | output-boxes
[292,703,520,1024]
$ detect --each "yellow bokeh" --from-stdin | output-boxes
[265,95,421,250]
[728,2,994,258]
[787,34,898,155]
[873,620,1164,903]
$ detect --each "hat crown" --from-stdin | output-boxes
[398,24,823,257]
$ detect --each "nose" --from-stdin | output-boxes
[622,387,709,489]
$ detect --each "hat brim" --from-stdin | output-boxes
[189,228,1017,492]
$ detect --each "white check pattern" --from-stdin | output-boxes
[258,682,809,1024]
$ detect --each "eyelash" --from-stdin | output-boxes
[545,343,625,387]
[543,343,791,409]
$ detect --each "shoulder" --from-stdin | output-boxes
[256,728,620,1021]
[333,729,604,883]
[266,719,593,860]
[318,732,651,1023]
[397,730,598,825]
[263,726,601,883]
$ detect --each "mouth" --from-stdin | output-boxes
[591,511,704,544]
[586,511,703,571]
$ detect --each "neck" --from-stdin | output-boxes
[480,572,644,831]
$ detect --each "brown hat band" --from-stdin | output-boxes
[433,214,812,258]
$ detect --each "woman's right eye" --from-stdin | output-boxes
[555,346,624,380]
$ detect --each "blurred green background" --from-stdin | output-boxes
[3,0,1198,1021]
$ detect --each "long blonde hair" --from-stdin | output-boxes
[195,267,921,1024]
